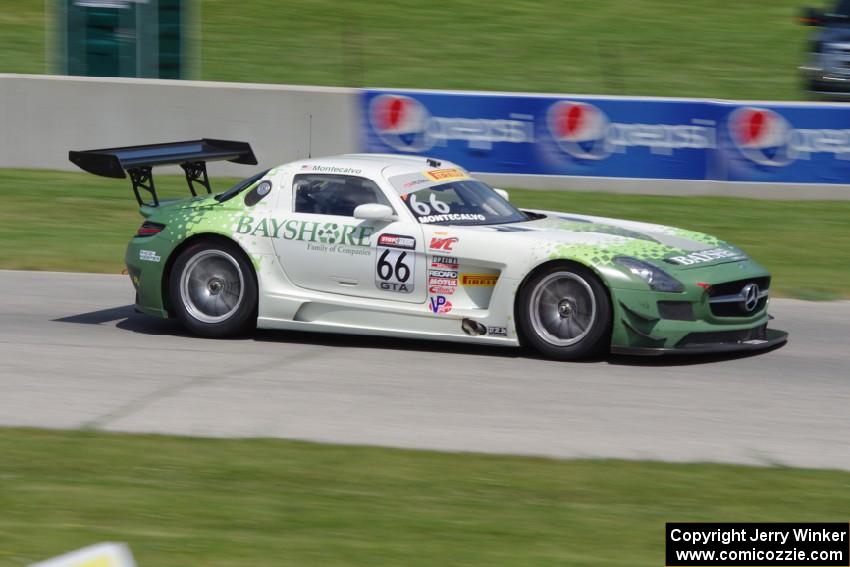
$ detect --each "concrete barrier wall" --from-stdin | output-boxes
[3,74,850,199]
[0,74,359,178]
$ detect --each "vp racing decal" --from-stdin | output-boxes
[428,295,452,314]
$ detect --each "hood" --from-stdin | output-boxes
[475,210,748,270]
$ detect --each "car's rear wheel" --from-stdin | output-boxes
[169,239,257,337]
[517,263,612,360]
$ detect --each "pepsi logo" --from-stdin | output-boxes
[547,101,612,160]
[369,93,535,154]
[369,94,431,152]
[728,107,793,167]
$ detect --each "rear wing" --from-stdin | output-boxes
[69,139,257,206]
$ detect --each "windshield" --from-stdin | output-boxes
[396,178,528,226]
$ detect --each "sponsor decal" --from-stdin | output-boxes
[428,277,457,287]
[417,212,487,224]
[424,168,468,181]
[665,247,745,266]
[428,285,456,295]
[461,273,499,286]
[236,216,374,250]
[375,239,415,293]
[429,269,458,279]
[369,93,534,153]
[428,295,452,314]
[377,233,416,250]
[139,249,160,262]
[547,100,715,160]
[429,236,458,251]
[301,164,363,174]
[487,326,508,336]
[430,255,459,270]
[403,178,430,189]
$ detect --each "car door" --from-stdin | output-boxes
[272,171,425,304]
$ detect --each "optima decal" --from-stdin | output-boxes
[665,248,744,266]
[235,216,373,246]
[430,255,459,270]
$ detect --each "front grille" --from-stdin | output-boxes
[711,297,768,317]
[657,301,695,321]
[708,277,770,297]
[676,325,767,348]
[708,277,770,318]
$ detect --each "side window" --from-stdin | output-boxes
[293,174,392,217]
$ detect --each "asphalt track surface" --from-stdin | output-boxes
[1,269,849,470]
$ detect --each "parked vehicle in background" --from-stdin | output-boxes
[800,0,850,96]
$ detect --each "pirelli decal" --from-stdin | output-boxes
[461,273,499,286]
[424,168,468,182]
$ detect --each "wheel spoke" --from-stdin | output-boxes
[572,317,586,335]
[528,271,597,348]
[180,249,245,324]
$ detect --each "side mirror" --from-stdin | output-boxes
[800,7,822,25]
[494,188,510,201]
[354,203,396,221]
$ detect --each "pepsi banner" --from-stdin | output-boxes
[718,103,850,184]
[362,89,850,184]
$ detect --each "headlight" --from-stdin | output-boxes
[614,256,684,293]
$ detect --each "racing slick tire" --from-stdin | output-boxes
[517,263,612,360]
[168,238,258,338]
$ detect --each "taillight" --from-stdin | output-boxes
[137,221,165,237]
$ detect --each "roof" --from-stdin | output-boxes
[283,153,464,181]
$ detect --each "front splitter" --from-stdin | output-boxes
[610,328,788,357]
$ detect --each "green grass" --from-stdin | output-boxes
[2,0,813,100]
[1,168,848,299]
[1,428,849,566]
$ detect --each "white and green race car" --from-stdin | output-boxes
[70,139,787,360]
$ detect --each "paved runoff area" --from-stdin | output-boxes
[1,270,849,470]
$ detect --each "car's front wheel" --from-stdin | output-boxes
[168,239,257,337]
[517,263,612,360]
